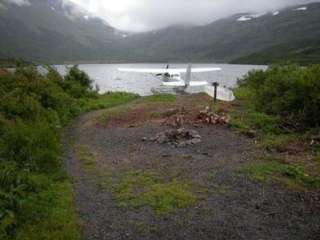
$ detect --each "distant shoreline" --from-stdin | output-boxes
[0,58,267,67]
[52,61,267,66]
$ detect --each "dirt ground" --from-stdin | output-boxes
[65,94,320,240]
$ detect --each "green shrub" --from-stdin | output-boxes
[64,65,92,89]
[63,66,95,98]
[0,120,60,171]
[0,63,139,238]
[238,64,320,129]
[0,163,35,237]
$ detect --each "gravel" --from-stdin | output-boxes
[64,110,320,240]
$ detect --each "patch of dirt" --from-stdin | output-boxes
[0,68,8,76]
[98,94,213,128]
[64,94,320,240]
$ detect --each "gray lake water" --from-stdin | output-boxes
[55,63,267,96]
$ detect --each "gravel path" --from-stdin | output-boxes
[64,100,320,240]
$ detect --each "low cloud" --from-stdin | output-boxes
[70,0,319,31]
[13,0,320,31]
[4,0,30,6]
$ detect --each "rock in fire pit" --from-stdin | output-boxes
[143,128,202,147]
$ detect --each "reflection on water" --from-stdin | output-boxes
[55,63,267,96]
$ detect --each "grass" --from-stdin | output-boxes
[217,85,320,191]
[114,170,197,215]
[261,134,300,152]
[315,152,320,164]
[76,144,96,172]
[217,87,303,152]
[226,102,281,136]
[13,177,80,240]
[243,160,320,190]
[74,146,199,215]
[139,94,176,103]
[83,92,139,111]
[98,93,177,125]
[98,105,130,124]
[212,88,281,138]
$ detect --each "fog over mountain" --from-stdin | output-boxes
[66,0,319,31]
[3,0,30,6]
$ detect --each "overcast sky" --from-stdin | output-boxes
[16,0,320,31]
[68,0,319,31]
[6,0,319,31]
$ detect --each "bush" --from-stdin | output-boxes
[0,162,35,237]
[0,64,93,237]
[0,63,139,238]
[238,64,320,129]
[65,65,92,89]
[0,120,60,171]
[63,65,96,98]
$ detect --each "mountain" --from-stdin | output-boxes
[231,39,320,65]
[0,0,127,62]
[0,1,320,64]
[122,2,320,64]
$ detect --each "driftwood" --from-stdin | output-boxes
[196,107,230,125]
[162,106,230,127]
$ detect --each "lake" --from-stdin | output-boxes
[55,63,267,96]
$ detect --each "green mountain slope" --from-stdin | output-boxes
[231,40,320,65]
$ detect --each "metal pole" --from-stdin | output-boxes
[213,82,219,103]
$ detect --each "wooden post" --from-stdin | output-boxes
[212,82,219,103]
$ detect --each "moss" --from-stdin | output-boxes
[243,160,320,190]
[114,171,197,215]
[140,94,176,103]
[139,181,197,214]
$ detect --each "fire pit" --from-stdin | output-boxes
[143,128,202,147]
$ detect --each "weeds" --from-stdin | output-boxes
[243,160,320,190]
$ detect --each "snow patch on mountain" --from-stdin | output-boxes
[294,7,308,11]
[57,0,89,20]
[237,16,251,22]
[273,11,280,16]
[237,13,266,22]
